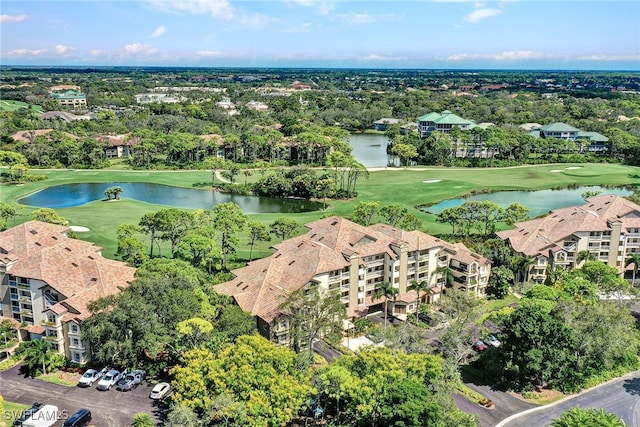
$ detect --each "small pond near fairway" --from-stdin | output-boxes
[423,186,636,218]
[17,182,322,213]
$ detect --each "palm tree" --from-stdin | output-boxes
[373,281,399,330]
[577,250,596,265]
[625,253,640,286]
[112,186,124,200]
[21,339,52,376]
[131,412,155,427]
[510,254,535,284]
[436,265,455,290]
[408,279,430,321]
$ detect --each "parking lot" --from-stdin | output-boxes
[0,364,166,426]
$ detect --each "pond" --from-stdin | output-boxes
[17,182,322,213]
[423,186,635,218]
[348,133,398,168]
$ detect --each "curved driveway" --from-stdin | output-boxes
[498,371,640,427]
[0,364,165,426]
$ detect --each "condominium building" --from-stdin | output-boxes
[417,110,475,139]
[496,194,640,283]
[49,86,87,110]
[528,122,610,153]
[0,221,135,364]
[215,216,491,345]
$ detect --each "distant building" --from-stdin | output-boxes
[49,86,87,110]
[93,134,140,159]
[0,221,135,364]
[135,93,186,104]
[41,111,94,123]
[417,110,475,139]
[246,100,269,112]
[528,122,609,153]
[373,118,400,131]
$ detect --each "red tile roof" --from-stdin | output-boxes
[1,221,135,321]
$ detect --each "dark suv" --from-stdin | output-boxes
[63,409,91,427]
[12,402,42,427]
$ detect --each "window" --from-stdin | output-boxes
[72,338,80,346]
[70,324,79,334]
[73,352,81,362]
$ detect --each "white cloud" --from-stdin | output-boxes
[577,54,640,62]
[0,14,29,23]
[361,54,406,62]
[151,26,166,37]
[280,22,314,33]
[196,50,227,58]
[287,0,336,15]
[90,49,107,57]
[54,44,76,55]
[463,8,502,22]
[6,49,47,56]
[122,43,158,55]
[146,0,233,20]
[447,51,547,61]
[239,13,278,29]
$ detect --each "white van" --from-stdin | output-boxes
[21,405,58,427]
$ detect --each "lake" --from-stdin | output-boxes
[17,182,322,213]
[348,133,398,168]
[423,186,635,218]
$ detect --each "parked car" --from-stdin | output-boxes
[472,339,488,352]
[12,402,42,427]
[116,369,146,391]
[77,367,107,387]
[149,382,171,399]
[485,334,501,347]
[96,369,120,390]
[62,409,91,427]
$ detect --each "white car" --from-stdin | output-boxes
[78,367,107,387]
[96,369,120,391]
[485,334,501,347]
[149,382,171,400]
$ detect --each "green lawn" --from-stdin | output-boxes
[2,163,639,258]
[0,100,43,113]
[1,401,30,426]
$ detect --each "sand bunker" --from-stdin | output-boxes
[549,170,562,172]
[565,166,582,170]
[423,180,442,183]
[70,225,90,232]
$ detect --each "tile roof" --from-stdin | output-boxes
[216,216,488,324]
[496,194,640,257]
[1,221,135,321]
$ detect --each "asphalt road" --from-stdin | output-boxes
[498,371,640,427]
[459,370,537,427]
[0,364,167,426]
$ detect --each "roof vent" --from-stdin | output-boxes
[52,236,58,240]
[289,260,295,265]
[65,247,72,252]
[242,285,249,291]
[35,242,41,246]
[30,229,38,235]
[71,262,78,267]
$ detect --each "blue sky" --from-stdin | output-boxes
[1,1,639,70]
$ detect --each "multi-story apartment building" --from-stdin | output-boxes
[49,86,87,110]
[496,194,640,283]
[0,221,135,364]
[215,216,491,346]
[528,122,609,153]
[417,110,475,139]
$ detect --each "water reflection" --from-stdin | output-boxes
[423,186,634,218]
[17,182,321,213]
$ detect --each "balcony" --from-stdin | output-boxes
[69,341,85,350]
